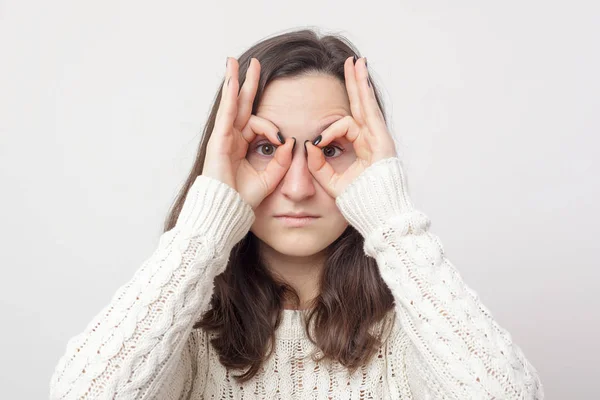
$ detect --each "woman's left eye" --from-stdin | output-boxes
[255,142,344,158]
[321,145,344,158]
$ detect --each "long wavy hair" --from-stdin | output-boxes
[162,27,396,383]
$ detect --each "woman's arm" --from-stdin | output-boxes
[49,175,255,400]
[335,157,544,399]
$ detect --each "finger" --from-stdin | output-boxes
[355,57,388,136]
[213,57,240,137]
[259,137,295,195]
[344,56,364,124]
[312,115,360,148]
[242,114,285,146]
[214,57,230,122]
[234,58,260,131]
[305,140,339,197]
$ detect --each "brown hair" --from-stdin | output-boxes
[162,27,396,383]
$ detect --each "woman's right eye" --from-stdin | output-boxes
[255,142,278,157]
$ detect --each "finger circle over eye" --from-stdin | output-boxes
[242,115,281,145]
[315,116,359,147]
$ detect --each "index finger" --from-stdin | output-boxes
[234,58,261,131]
[241,114,286,147]
[344,56,365,124]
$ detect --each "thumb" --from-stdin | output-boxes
[259,137,295,195]
[305,140,337,197]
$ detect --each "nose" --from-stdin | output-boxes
[278,144,317,201]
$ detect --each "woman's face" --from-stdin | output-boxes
[247,73,356,258]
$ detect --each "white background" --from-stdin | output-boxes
[1,1,598,398]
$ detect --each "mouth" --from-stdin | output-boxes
[274,215,320,227]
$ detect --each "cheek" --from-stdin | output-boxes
[331,152,356,172]
[245,153,269,171]
[251,200,271,220]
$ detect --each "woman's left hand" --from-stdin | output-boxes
[305,56,398,198]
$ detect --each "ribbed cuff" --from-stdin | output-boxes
[175,175,255,251]
[335,157,414,239]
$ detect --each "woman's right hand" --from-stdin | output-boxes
[201,57,295,210]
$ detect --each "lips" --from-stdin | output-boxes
[274,213,320,218]
[275,215,319,227]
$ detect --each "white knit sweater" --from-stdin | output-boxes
[49,157,544,399]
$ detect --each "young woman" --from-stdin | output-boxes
[49,29,544,399]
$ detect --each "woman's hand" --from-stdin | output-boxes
[202,57,296,210]
[305,56,397,198]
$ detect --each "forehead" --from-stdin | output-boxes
[256,74,351,138]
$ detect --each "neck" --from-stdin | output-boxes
[259,241,325,310]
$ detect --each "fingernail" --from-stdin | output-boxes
[277,131,285,144]
[352,55,358,64]
[313,135,322,146]
[304,139,310,153]
[292,137,297,152]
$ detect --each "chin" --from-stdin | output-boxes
[275,241,329,257]
[258,232,330,256]
[251,221,348,257]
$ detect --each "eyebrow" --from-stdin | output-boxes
[277,118,343,141]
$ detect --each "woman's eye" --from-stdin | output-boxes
[255,142,344,158]
[322,145,343,158]
[256,143,278,156]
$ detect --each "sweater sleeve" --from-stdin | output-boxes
[335,157,544,400]
[49,175,255,400]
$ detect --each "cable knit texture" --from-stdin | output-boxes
[49,157,544,399]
